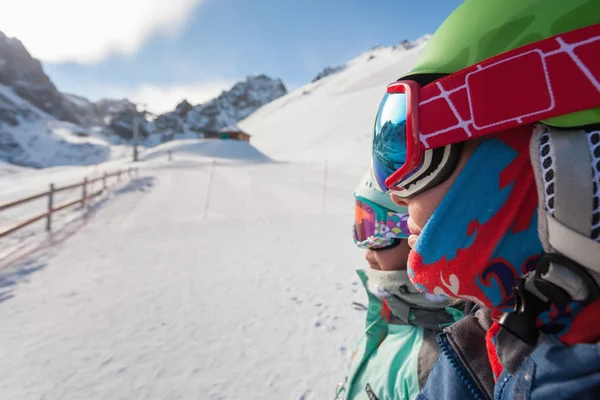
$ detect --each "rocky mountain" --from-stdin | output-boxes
[0,29,289,168]
[63,94,150,140]
[0,32,81,125]
[0,30,155,168]
[152,75,287,138]
[63,94,138,127]
[0,30,147,137]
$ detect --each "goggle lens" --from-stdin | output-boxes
[353,198,408,250]
[372,92,409,191]
[354,198,377,243]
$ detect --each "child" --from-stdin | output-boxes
[336,171,463,400]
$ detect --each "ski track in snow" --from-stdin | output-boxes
[0,160,367,400]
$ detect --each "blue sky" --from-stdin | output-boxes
[2,0,463,113]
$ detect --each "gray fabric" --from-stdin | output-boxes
[418,329,442,389]
[545,262,590,301]
[587,130,600,242]
[385,293,412,322]
[523,271,549,302]
[494,325,536,375]
[530,126,552,252]
[536,127,600,274]
[547,214,600,276]
[387,301,460,331]
[550,128,594,237]
[529,126,600,300]
[444,307,495,400]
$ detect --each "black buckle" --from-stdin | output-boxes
[498,277,551,345]
[498,252,597,345]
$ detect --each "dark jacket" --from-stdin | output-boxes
[417,306,600,400]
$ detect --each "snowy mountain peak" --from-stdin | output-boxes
[175,100,193,117]
[152,75,287,137]
[308,35,432,85]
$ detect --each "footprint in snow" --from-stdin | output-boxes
[314,307,337,331]
[339,346,349,357]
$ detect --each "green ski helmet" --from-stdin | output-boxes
[354,170,407,215]
[404,0,600,128]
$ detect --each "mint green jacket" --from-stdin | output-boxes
[335,271,463,400]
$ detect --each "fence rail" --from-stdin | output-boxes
[0,167,138,239]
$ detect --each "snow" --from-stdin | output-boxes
[6,118,132,168]
[0,85,132,169]
[0,84,52,120]
[64,93,95,110]
[0,37,427,399]
[140,139,272,164]
[0,159,32,176]
[0,159,367,400]
[239,39,428,165]
[0,157,136,262]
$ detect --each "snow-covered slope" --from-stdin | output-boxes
[0,157,366,400]
[240,37,429,165]
[0,159,32,177]
[0,84,131,168]
[140,139,272,164]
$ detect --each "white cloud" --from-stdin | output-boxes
[0,0,205,63]
[96,81,232,114]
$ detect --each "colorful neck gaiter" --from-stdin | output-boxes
[407,127,543,311]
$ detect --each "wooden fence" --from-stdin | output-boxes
[0,167,138,239]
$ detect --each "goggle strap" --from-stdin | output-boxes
[418,23,600,150]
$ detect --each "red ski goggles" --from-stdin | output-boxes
[372,23,600,198]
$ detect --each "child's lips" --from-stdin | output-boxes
[407,218,422,235]
[407,218,421,249]
[407,234,419,249]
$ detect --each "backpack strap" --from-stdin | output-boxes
[531,126,600,292]
[499,125,600,345]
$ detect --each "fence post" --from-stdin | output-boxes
[103,172,107,191]
[168,149,172,162]
[204,160,216,219]
[322,159,328,214]
[82,177,88,208]
[46,183,55,232]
